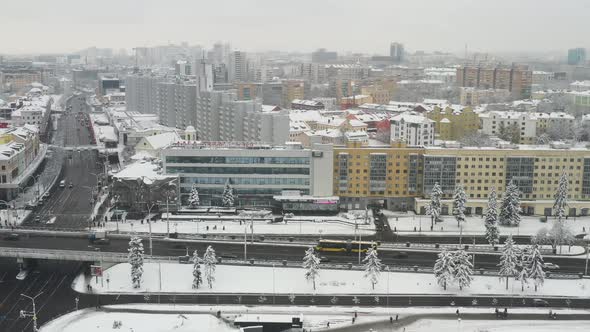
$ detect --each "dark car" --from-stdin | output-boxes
[220,253,238,259]
[4,233,20,241]
[533,298,550,307]
[394,251,409,259]
[178,255,191,264]
[93,238,111,245]
[319,256,330,263]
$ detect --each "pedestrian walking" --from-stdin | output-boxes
[389,316,393,324]
[396,314,398,321]
[503,308,508,319]
[495,308,499,318]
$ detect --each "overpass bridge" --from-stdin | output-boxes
[0,247,129,263]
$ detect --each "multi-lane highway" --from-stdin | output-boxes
[24,93,103,229]
[1,232,588,274]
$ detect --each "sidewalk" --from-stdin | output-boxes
[388,214,590,237]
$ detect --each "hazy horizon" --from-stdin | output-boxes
[2,0,589,55]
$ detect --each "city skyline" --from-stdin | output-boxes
[2,0,589,55]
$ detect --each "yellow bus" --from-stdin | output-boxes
[316,239,378,253]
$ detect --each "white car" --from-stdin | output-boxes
[543,262,560,270]
[16,269,29,281]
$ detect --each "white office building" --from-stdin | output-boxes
[161,142,333,207]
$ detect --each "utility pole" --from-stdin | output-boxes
[20,292,43,332]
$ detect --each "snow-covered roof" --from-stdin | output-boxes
[289,110,323,123]
[143,132,181,150]
[114,160,175,183]
[97,126,118,142]
[391,112,434,124]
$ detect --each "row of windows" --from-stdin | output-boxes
[167,166,310,175]
[181,177,309,186]
[182,187,309,196]
[166,156,310,165]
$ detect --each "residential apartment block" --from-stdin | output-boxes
[390,113,435,146]
[333,141,590,216]
[480,111,575,144]
[195,90,289,145]
[456,65,533,100]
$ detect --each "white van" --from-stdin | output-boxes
[59,180,66,188]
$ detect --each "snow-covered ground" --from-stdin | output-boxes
[39,309,236,332]
[75,262,590,297]
[40,304,590,332]
[0,209,31,226]
[95,216,375,236]
[387,213,590,237]
[401,319,590,332]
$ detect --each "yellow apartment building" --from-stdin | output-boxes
[426,105,480,140]
[334,141,590,216]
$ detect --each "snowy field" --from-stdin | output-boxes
[388,214,590,237]
[95,217,375,236]
[75,262,590,297]
[40,304,590,332]
[39,309,236,332]
[401,319,590,332]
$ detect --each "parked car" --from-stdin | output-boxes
[543,262,560,270]
[319,256,330,263]
[59,180,66,188]
[4,233,20,241]
[533,298,550,307]
[68,182,73,188]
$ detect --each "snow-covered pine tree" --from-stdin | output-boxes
[427,183,443,225]
[527,244,545,291]
[192,250,202,289]
[433,249,455,290]
[452,250,473,290]
[484,188,500,246]
[203,246,217,289]
[188,184,200,208]
[551,169,570,254]
[499,180,521,226]
[515,247,529,291]
[549,219,574,254]
[553,169,569,222]
[221,180,235,208]
[362,246,383,290]
[452,185,467,227]
[128,236,144,289]
[498,236,518,290]
[302,247,321,290]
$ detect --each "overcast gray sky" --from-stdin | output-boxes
[2,0,588,54]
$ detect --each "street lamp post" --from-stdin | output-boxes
[20,292,43,332]
[146,203,157,257]
[584,235,590,275]
[243,219,248,262]
[386,266,390,308]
